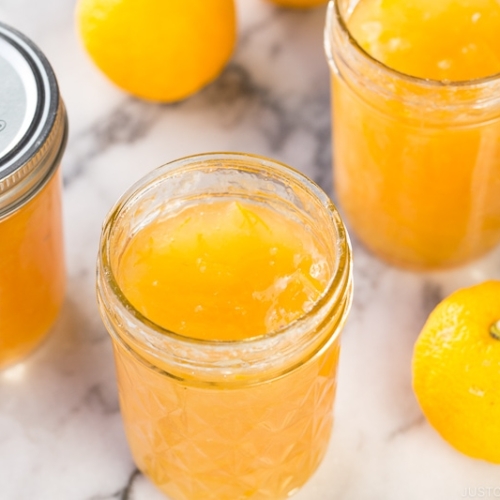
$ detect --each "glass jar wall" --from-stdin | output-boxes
[325,0,500,270]
[0,22,67,368]
[97,153,353,500]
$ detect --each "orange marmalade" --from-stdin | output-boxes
[118,200,329,341]
[0,23,67,367]
[97,153,352,500]
[326,0,500,269]
[0,175,65,367]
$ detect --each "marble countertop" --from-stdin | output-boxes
[1,1,499,499]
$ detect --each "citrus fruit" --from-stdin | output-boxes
[76,0,236,102]
[412,280,500,463]
[267,0,328,8]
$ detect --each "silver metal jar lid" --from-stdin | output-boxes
[0,21,67,218]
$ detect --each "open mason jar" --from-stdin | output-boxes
[0,22,67,368]
[97,153,352,500]
[325,0,500,270]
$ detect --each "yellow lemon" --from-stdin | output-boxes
[412,281,500,463]
[77,0,236,102]
[267,0,328,8]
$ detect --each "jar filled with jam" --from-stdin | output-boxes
[97,153,353,500]
[0,22,67,367]
[325,0,500,270]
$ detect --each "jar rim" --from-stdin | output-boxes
[99,151,351,346]
[325,0,500,89]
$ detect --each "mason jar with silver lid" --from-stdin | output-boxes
[0,22,67,368]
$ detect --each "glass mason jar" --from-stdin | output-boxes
[325,0,500,270]
[0,23,67,368]
[97,153,353,500]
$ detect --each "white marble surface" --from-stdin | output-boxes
[1,0,500,498]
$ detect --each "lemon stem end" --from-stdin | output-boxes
[490,320,500,341]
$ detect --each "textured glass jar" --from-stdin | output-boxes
[97,153,352,500]
[325,0,500,270]
[0,23,67,368]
